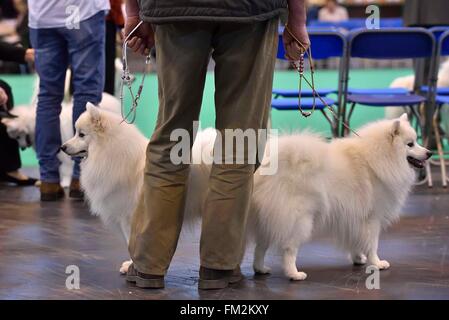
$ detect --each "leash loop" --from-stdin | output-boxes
[120,21,152,124]
[284,26,359,137]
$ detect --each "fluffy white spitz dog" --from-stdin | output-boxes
[250,113,431,280]
[1,93,121,187]
[62,105,429,280]
[61,104,210,273]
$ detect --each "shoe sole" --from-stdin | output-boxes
[69,191,84,200]
[40,193,64,201]
[198,274,244,290]
[126,274,164,289]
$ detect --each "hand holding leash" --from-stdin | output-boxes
[120,19,153,124]
[283,26,359,137]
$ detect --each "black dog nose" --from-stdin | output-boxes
[60,145,67,152]
[426,151,433,159]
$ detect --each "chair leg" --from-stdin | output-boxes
[432,104,448,188]
[320,109,337,138]
[409,104,433,188]
[344,103,356,136]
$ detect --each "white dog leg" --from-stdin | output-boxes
[120,260,133,274]
[119,218,132,274]
[282,246,307,281]
[351,252,367,265]
[58,151,73,188]
[366,222,390,270]
[253,236,271,275]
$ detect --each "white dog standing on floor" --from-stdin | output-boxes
[1,93,121,187]
[62,107,430,280]
[250,114,432,280]
[61,104,211,273]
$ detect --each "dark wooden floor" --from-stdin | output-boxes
[1,168,449,300]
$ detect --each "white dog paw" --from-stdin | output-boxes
[370,260,390,270]
[288,271,307,281]
[254,265,271,275]
[119,260,132,274]
[352,253,367,265]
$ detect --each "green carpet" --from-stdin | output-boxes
[2,68,412,167]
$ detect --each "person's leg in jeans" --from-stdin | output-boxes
[200,19,278,273]
[128,23,213,279]
[63,11,106,188]
[29,28,68,186]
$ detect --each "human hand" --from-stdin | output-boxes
[0,87,8,105]
[124,16,154,56]
[24,48,34,63]
[283,21,310,61]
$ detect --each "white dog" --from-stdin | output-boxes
[385,59,449,135]
[1,93,121,187]
[250,114,431,280]
[61,104,211,273]
[62,106,428,280]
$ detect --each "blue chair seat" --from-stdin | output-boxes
[436,95,449,105]
[272,97,335,110]
[347,88,410,95]
[347,94,426,107]
[272,88,335,98]
[421,86,449,95]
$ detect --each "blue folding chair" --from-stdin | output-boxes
[272,29,347,137]
[420,26,449,96]
[342,28,436,138]
[431,30,449,187]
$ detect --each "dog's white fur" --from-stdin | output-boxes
[62,106,428,279]
[1,93,120,187]
[62,105,210,273]
[250,114,430,280]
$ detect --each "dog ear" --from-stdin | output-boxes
[86,102,101,122]
[399,113,408,122]
[392,120,401,136]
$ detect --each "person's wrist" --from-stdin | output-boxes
[287,16,306,28]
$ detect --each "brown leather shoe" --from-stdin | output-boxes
[126,263,165,289]
[198,265,244,290]
[40,182,65,201]
[69,179,84,200]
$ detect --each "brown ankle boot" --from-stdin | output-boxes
[198,266,244,290]
[69,179,84,200]
[40,182,65,201]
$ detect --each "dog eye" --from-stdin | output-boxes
[79,132,85,138]
[407,142,414,147]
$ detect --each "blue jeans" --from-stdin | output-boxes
[30,11,105,183]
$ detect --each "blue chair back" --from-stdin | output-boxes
[348,28,435,59]
[277,29,346,60]
[439,30,449,56]
[429,26,449,41]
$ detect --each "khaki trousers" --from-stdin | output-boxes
[129,18,278,275]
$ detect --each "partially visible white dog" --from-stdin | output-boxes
[250,114,431,280]
[1,93,121,187]
[385,59,449,135]
[61,104,212,273]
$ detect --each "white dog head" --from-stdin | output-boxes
[1,106,35,149]
[61,103,116,158]
[391,113,432,169]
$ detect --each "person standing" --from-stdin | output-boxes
[104,0,125,95]
[28,0,110,201]
[124,0,309,289]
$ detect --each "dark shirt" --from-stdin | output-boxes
[138,0,288,23]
